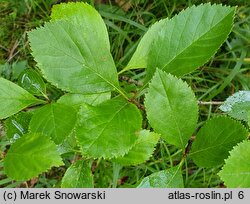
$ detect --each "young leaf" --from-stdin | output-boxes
[4,111,33,142]
[218,140,250,187]
[18,69,46,96]
[219,91,250,121]
[29,103,77,144]
[28,3,119,94]
[0,77,42,119]
[125,19,167,70]
[76,97,142,159]
[113,130,159,166]
[146,4,235,79]
[61,160,94,188]
[4,133,63,181]
[137,166,183,188]
[190,117,248,167]
[145,69,198,149]
[57,92,111,109]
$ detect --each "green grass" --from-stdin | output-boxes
[0,0,249,188]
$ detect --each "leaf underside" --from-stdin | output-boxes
[145,69,198,149]
[28,2,119,94]
[137,166,184,188]
[0,77,41,119]
[219,91,250,121]
[190,116,248,167]
[29,103,77,144]
[113,130,160,166]
[4,133,63,181]
[218,140,250,187]
[76,97,142,159]
[61,160,94,188]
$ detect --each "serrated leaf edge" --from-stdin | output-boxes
[75,101,143,160]
[4,133,64,181]
[218,140,249,186]
[112,130,160,166]
[145,69,199,149]
[149,3,235,77]
[190,115,248,156]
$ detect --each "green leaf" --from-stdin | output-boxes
[11,60,27,80]
[146,4,235,79]
[61,160,94,188]
[57,132,77,155]
[0,77,42,119]
[137,166,183,188]
[145,69,198,149]
[29,2,119,94]
[51,3,108,46]
[218,140,250,187]
[4,111,33,142]
[18,69,46,96]
[76,97,142,159]
[0,63,4,74]
[219,91,250,121]
[113,130,159,166]
[29,103,77,144]
[125,19,167,70]
[57,92,111,109]
[190,116,248,167]
[4,133,63,181]
[0,63,11,79]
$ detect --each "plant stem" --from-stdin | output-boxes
[112,163,122,188]
[198,101,224,105]
[119,76,143,86]
[41,91,50,102]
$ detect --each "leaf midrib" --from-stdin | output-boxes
[161,8,234,71]
[158,73,184,148]
[190,128,242,156]
[45,22,122,97]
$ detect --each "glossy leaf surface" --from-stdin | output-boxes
[137,166,183,188]
[4,111,33,142]
[219,91,250,121]
[0,77,41,119]
[18,69,46,96]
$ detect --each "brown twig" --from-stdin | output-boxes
[198,101,224,105]
[128,98,145,111]
[7,40,19,62]
[0,44,8,52]
[183,135,196,158]
[119,76,143,86]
